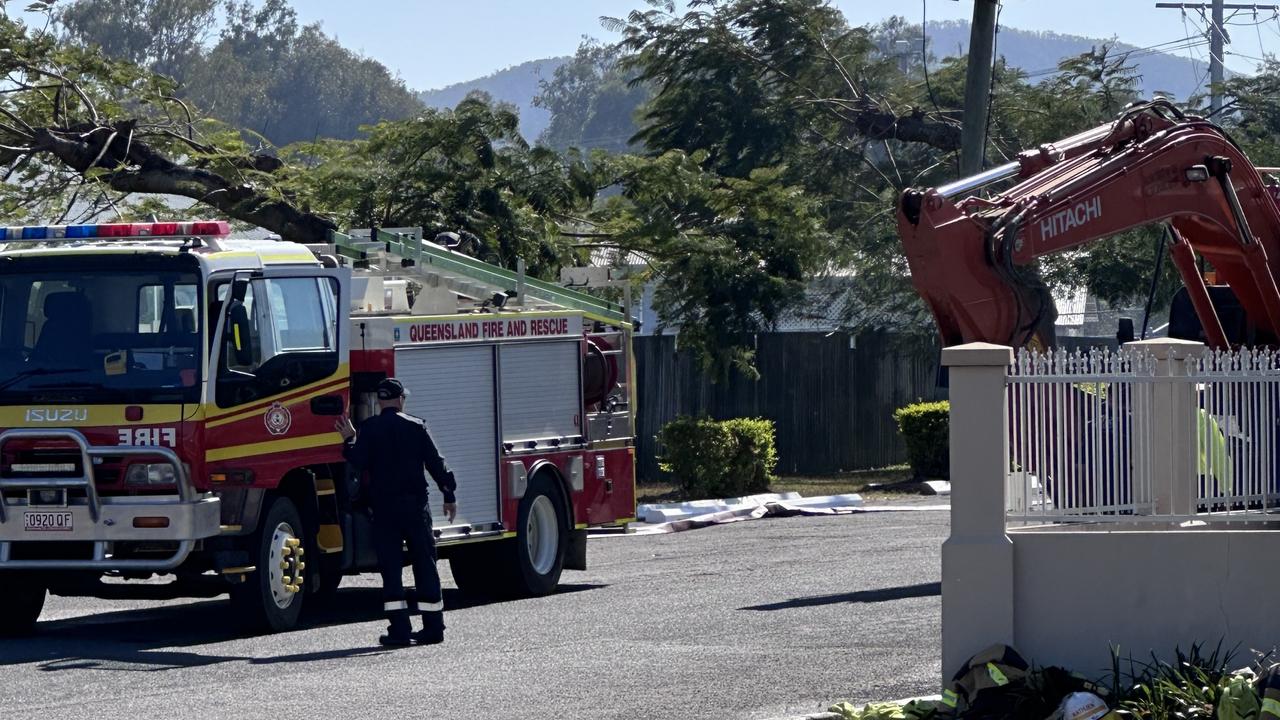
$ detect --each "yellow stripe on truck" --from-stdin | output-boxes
[203,366,349,420]
[205,378,350,429]
[0,404,186,427]
[206,432,342,463]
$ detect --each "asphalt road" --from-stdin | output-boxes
[0,509,947,720]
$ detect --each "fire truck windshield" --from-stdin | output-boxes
[0,254,203,404]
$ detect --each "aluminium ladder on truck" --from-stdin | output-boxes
[309,227,628,324]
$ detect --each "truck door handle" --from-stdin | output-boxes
[310,395,345,416]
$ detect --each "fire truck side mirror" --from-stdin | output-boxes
[226,301,255,367]
[231,277,250,302]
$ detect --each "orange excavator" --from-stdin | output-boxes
[897,99,1280,349]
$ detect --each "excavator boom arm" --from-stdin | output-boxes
[898,101,1280,349]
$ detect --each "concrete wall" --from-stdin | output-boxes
[1012,528,1280,678]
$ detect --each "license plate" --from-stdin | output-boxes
[24,511,73,532]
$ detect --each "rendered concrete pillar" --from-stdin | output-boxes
[940,342,1015,682]
[1124,338,1206,516]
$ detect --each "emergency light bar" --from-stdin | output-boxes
[0,220,230,242]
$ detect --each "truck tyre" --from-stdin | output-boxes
[0,574,46,636]
[313,555,344,600]
[230,496,306,632]
[448,543,500,598]
[506,473,568,597]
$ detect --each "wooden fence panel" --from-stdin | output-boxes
[633,332,941,480]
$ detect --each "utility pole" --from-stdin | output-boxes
[1155,2,1279,113]
[1210,0,1225,112]
[960,0,1000,176]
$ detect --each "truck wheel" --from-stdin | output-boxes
[314,555,344,600]
[0,574,46,636]
[448,543,500,598]
[508,474,568,597]
[231,496,306,632]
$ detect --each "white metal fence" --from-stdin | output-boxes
[1188,349,1280,513]
[1005,346,1280,525]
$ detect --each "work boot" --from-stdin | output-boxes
[413,610,445,645]
[381,602,412,647]
[379,633,412,648]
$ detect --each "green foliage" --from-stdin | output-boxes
[1112,642,1244,720]
[55,0,423,146]
[57,0,217,83]
[591,151,827,376]
[1224,58,1280,167]
[534,39,647,153]
[656,416,777,499]
[893,401,949,480]
[0,4,336,238]
[831,643,1277,720]
[281,95,595,277]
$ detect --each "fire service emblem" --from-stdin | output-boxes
[264,402,292,436]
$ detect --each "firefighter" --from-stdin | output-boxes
[336,378,458,647]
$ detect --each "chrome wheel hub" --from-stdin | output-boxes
[267,522,304,609]
[525,495,559,575]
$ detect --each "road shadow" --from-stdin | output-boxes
[740,582,941,611]
[0,582,606,671]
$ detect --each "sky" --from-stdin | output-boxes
[284,0,1279,91]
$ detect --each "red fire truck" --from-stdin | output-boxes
[0,221,636,632]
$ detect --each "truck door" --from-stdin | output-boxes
[205,267,351,486]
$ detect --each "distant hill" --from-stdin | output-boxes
[926,20,1225,101]
[418,22,1227,148]
[418,57,570,141]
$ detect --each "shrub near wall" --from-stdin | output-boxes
[893,401,949,479]
[657,416,778,499]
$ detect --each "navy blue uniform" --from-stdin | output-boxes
[343,406,457,641]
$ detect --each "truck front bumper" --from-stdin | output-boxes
[0,428,221,571]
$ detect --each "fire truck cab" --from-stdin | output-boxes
[0,221,636,633]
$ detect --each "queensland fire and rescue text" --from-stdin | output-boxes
[404,316,573,344]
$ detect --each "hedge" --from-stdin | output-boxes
[893,400,949,480]
[657,416,778,499]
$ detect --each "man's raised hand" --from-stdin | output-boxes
[335,414,356,441]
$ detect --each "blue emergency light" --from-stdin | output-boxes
[0,220,231,242]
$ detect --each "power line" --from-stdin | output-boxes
[1228,49,1270,61]
[1157,1,1280,111]
[1183,9,1207,87]
[1016,34,1211,79]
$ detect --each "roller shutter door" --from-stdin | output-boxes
[499,341,581,443]
[394,345,499,528]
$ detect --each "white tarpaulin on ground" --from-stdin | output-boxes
[618,493,866,535]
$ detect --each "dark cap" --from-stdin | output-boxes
[376,378,409,400]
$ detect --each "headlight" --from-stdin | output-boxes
[125,463,178,486]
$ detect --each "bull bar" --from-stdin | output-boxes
[0,428,221,570]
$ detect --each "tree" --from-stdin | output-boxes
[185,1,423,146]
[590,151,828,375]
[0,3,334,239]
[54,0,424,147]
[56,0,218,83]
[282,94,597,276]
[534,39,648,153]
[606,0,963,344]
[1222,58,1280,166]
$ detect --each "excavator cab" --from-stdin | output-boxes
[1167,285,1259,347]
